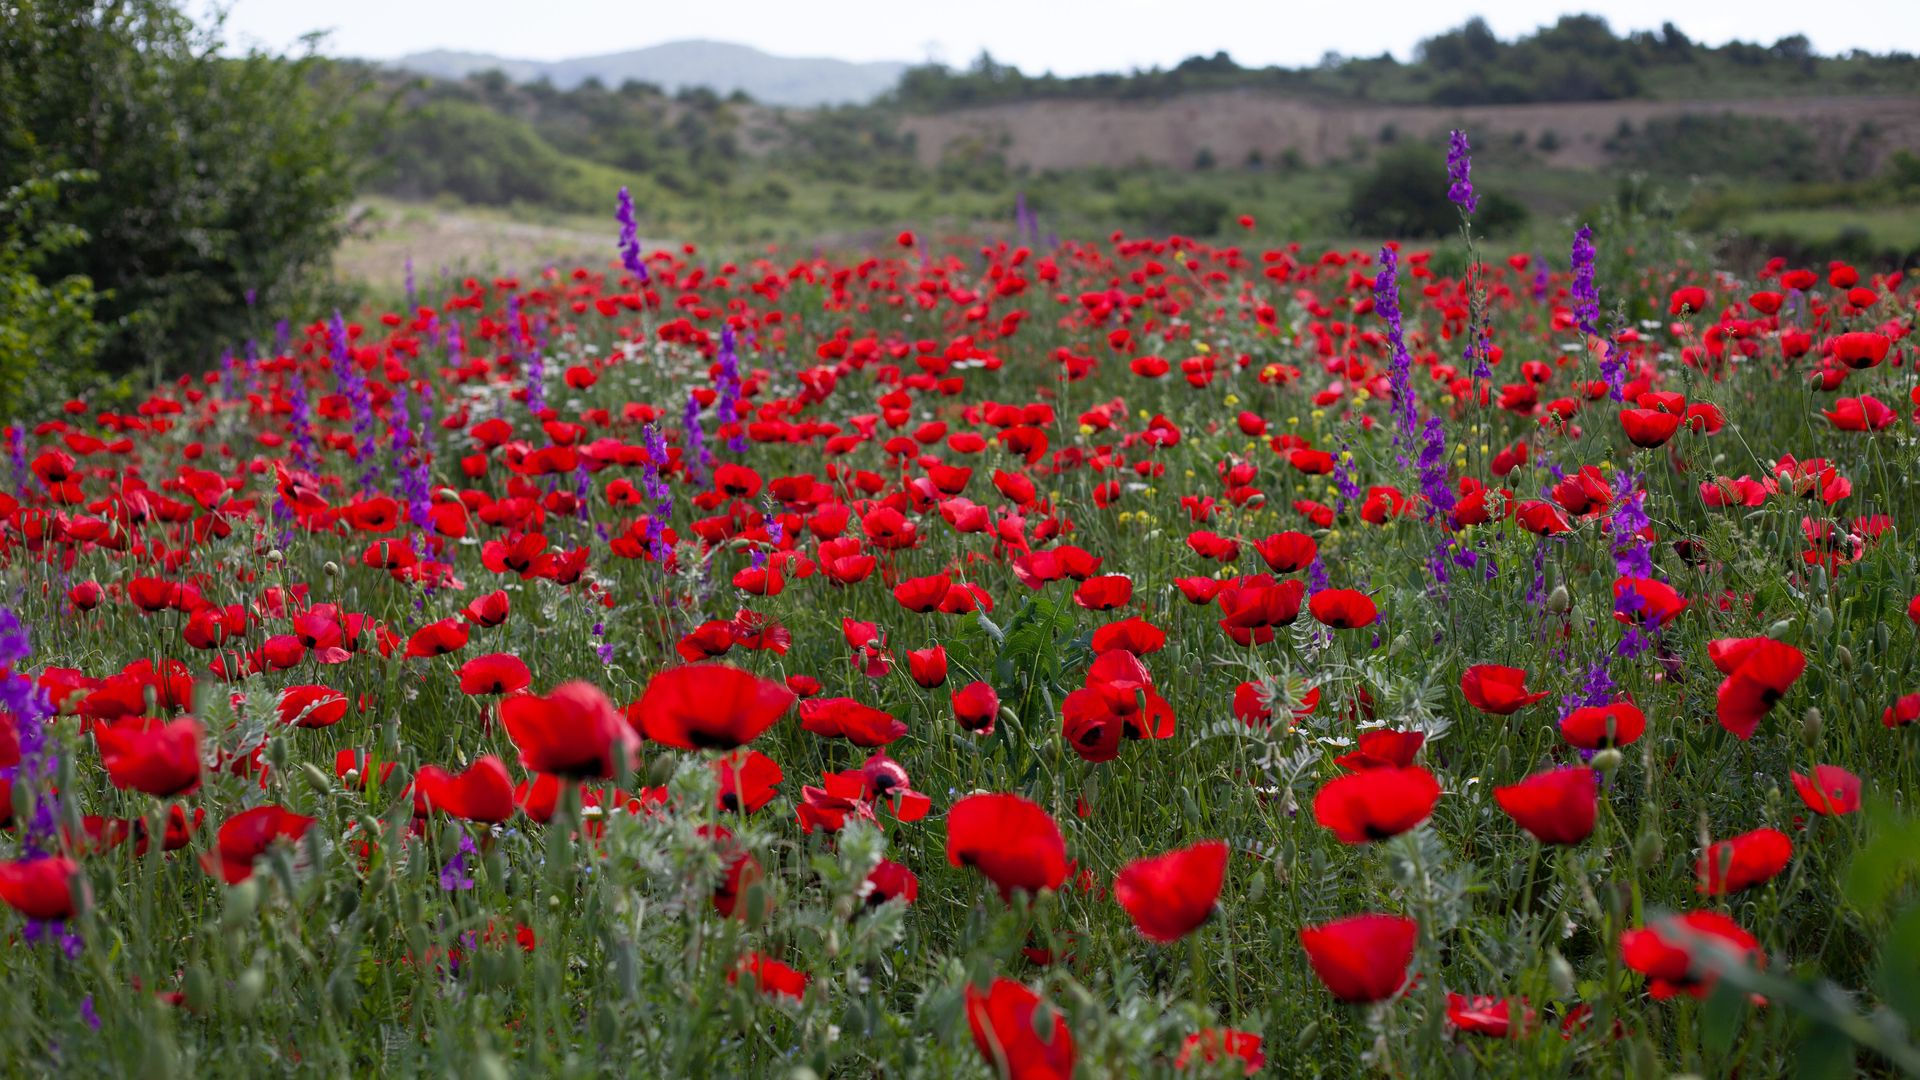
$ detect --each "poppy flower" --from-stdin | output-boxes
[415,755,516,823]
[1561,700,1646,749]
[1494,767,1597,845]
[501,682,638,779]
[0,857,82,920]
[1709,637,1806,740]
[946,793,1069,899]
[863,858,919,908]
[1113,839,1228,943]
[1332,728,1423,770]
[1446,994,1535,1038]
[462,590,512,627]
[1313,766,1441,843]
[1620,910,1762,999]
[204,805,316,884]
[1308,589,1376,629]
[1613,577,1688,627]
[96,716,202,798]
[1459,664,1549,715]
[1792,765,1861,816]
[893,572,951,613]
[1090,616,1166,655]
[965,977,1076,1080]
[952,681,1000,734]
[1072,574,1133,610]
[1299,913,1417,1002]
[1697,827,1792,894]
[1253,531,1317,573]
[276,684,349,728]
[713,750,783,814]
[731,953,807,1001]
[629,664,795,750]
[405,618,470,658]
[1884,693,1920,728]
[458,653,531,695]
[799,697,907,746]
[907,645,949,688]
[1175,1029,1264,1074]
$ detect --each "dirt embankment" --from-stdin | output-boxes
[898,92,1920,172]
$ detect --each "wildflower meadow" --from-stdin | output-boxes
[2,133,1920,1078]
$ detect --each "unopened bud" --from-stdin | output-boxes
[323,561,341,577]
[1546,585,1571,613]
[1591,748,1623,773]
[1802,707,1823,746]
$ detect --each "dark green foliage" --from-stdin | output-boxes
[1115,187,1229,237]
[1608,114,1827,183]
[0,0,363,377]
[1345,146,1528,238]
[0,171,104,415]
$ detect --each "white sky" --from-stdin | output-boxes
[202,0,1920,72]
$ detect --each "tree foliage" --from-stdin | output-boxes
[0,0,363,376]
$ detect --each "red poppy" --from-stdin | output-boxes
[1697,827,1791,894]
[730,952,807,1001]
[1709,637,1806,740]
[712,750,783,814]
[907,645,949,688]
[415,755,516,823]
[275,684,349,728]
[204,805,316,884]
[501,682,638,779]
[1312,766,1440,843]
[1113,839,1228,943]
[1459,664,1549,715]
[965,978,1076,1080]
[893,571,951,613]
[1308,589,1376,629]
[1446,994,1535,1038]
[864,858,919,907]
[629,664,795,750]
[1560,700,1646,749]
[946,793,1069,899]
[1175,1029,1264,1074]
[458,653,531,695]
[0,857,82,920]
[1620,911,1762,999]
[1884,693,1920,728]
[96,716,202,798]
[1613,577,1688,627]
[1332,728,1423,770]
[1792,765,1861,816]
[1619,408,1682,448]
[405,618,471,658]
[1072,574,1133,610]
[1299,913,1417,1002]
[1494,767,1596,845]
[952,681,1000,734]
[1090,616,1166,655]
[462,590,512,627]
[799,697,907,746]
[1253,531,1317,573]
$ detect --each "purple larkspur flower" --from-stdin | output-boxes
[440,832,477,892]
[1372,247,1418,462]
[1570,225,1600,336]
[639,423,674,563]
[1446,130,1477,215]
[615,187,651,285]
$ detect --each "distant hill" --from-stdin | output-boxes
[387,40,909,106]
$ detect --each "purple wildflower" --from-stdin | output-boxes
[1570,226,1599,335]
[683,391,710,487]
[716,328,748,454]
[1445,130,1477,215]
[439,832,477,892]
[615,187,651,285]
[639,423,675,563]
[1372,247,1418,461]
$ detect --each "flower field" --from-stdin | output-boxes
[2,139,1919,1076]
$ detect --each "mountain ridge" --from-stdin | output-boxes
[385,39,909,106]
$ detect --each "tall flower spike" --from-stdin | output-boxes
[1446,129,1477,215]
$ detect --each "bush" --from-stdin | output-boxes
[1115,187,1229,236]
[0,0,362,376]
[1345,144,1528,237]
[0,172,104,416]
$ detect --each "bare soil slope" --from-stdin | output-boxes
[900,92,1920,172]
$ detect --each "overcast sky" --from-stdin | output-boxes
[203,0,1918,72]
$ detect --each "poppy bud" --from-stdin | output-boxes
[1548,949,1576,999]
[235,966,266,1016]
[1495,745,1510,776]
[1836,645,1854,671]
[185,966,214,1012]
[1389,632,1410,656]
[324,560,340,577]
[1632,830,1662,871]
[301,762,332,793]
[1765,619,1794,639]
[1546,585,1571,613]
[1802,707,1823,746]
[1591,748,1623,773]
[266,548,284,563]
[224,878,260,927]
[265,735,290,771]
[646,754,677,789]
[1814,607,1834,637]
[743,881,770,930]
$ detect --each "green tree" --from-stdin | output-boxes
[0,171,105,416]
[0,0,363,377]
